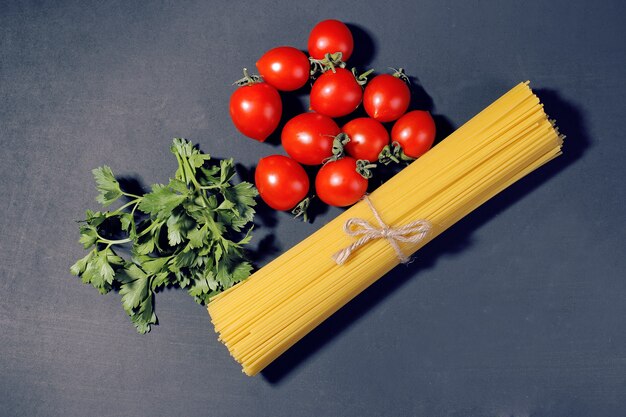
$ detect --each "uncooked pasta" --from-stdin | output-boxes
[208,82,564,376]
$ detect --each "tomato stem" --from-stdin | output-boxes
[378,144,400,165]
[291,196,313,222]
[323,133,351,164]
[356,159,377,179]
[378,141,415,165]
[390,67,410,84]
[309,52,346,78]
[233,68,263,86]
[352,68,374,86]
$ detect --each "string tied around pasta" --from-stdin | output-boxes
[332,195,432,265]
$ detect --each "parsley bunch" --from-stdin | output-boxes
[71,138,257,333]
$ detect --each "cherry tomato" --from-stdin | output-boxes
[308,19,354,61]
[343,117,389,162]
[256,46,310,91]
[255,155,309,211]
[229,78,282,142]
[281,112,340,165]
[363,73,410,122]
[391,110,436,158]
[310,68,362,118]
[315,157,367,207]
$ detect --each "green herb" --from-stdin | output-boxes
[71,138,257,333]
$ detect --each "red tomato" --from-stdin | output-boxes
[315,157,367,207]
[230,80,282,142]
[363,73,410,122]
[255,155,309,211]
[281,112,340,165]
[256,46,310,91]
[391,110,436,158]
[343,117,389,162]
[308,19,354,61]
[310,68,362,118]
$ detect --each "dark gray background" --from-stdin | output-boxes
[1,0,625,416]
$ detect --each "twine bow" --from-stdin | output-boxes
[332,195,431,265]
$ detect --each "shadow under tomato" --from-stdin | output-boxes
[263,90,309,147]
[406,74,435,112]
[235,162,279,229]
[345,23,378,69]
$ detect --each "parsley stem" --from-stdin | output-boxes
[108,199,140,216]
[174,152,189,184]
[184,159,204,191]
[198,184,223,190]
[174,151,226,243]
[96,235,132,245]
[122,191,143,199]
[176,150,212,208]
[136,220,164,239]
[174,149,205,194]
[94,219,158,246]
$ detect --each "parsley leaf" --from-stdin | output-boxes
[138,184,188,218]
[93,166,124,206]
[119,264,150,312]
[71,138,257,333]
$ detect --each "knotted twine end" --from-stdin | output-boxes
[332,195,431,265]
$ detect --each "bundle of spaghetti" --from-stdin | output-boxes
[208,82,564,376]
